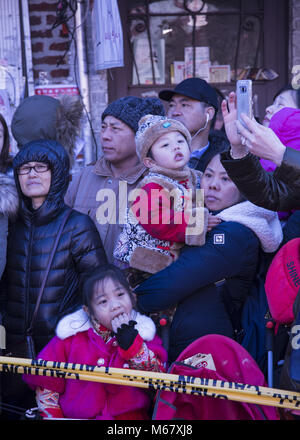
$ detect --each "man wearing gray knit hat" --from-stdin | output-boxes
[65,96,165,264]
[102,96,165,134]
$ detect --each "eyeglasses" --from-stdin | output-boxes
[17,164,50,175]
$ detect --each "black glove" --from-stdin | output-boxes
[115,320,138,350]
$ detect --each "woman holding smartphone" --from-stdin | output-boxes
[220,91,300,212]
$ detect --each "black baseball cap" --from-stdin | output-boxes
[159,78,218,112]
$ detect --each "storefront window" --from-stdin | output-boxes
[128,0,265,86]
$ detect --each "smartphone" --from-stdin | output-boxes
[236,80,253,130]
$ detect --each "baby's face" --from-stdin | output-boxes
[148,131,190,170]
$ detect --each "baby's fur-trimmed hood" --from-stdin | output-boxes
[218,200,282,253]
[56,308,156,341]
[0,173,19,217]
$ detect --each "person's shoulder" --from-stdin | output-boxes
[71,161,97,179]
[65,208,99,235]
[68,208,96,225]
[137,172,168,191]
[0,172,19,217]
[56,308,91,340]
[207,220,259,246]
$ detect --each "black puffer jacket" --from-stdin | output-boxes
[2,140,107,353]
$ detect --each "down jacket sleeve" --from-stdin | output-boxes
[23,335,71,394]
[221,149,300,212]
[135,221,259,313]
[70,210,107,274]
[0,216,8,281]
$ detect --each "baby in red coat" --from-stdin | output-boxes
[114,114,220,282]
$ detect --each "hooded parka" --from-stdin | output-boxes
[2,140,107,354]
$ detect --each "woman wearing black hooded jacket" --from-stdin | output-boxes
[0,139,107,415]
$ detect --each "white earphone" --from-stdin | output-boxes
[191,112,210,140]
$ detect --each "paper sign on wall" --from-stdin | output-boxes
[92,0,124,71]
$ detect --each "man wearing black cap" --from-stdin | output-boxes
[159,77,229,172]
[65,96,165,264]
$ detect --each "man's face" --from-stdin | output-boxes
[167,94,209,135]
[101,115,137,164]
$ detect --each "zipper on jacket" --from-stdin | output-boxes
[24,221,35,333]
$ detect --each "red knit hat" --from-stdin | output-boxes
[265,238,300,325]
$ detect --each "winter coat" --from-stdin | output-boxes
[283,210,300,244]
[114,165,208,274]
[260,108,300,221]
[221,147,300,212]
[0,173,18,280]
[65,156,148,265]
[135,200,282,362]
[23,309,167,420]
[2,140,107,355]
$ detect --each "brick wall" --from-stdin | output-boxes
[28,0,73,83]
[27,0,109,160]
[82,3,108,158]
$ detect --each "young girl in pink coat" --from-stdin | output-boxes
[23,265,167,420]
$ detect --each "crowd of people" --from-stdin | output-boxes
[0,76,300,420]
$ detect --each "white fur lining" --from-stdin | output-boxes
[218,200,283,253]
[0,173,18,217]
[56,308,156,342]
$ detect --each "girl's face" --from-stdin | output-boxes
[201,154,242,211]
[89,277,133,331]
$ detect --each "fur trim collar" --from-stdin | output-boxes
[55,95,83,166]
[218,200,283,253]
[56,308,156,341]
[145,164,200,182]
[137,166,201,200]
[0,173,19,217]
